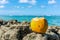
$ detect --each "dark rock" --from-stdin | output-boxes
[0,19,4,25]
[17,25,32,40]
[8,20,18,24]
[23,32,48,40]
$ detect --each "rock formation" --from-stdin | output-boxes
[0,20,60,40]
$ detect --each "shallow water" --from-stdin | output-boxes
[0,16,60,26]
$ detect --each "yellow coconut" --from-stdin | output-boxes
[30,17,48,33]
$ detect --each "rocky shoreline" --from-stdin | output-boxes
[0,19,60,40]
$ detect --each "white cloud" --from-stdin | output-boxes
[15,6,32,8]
[0,5,4,8]
[19,0,28,3]
[0,0,8,4]
[19,0,36,5]
[48,0,56,4]
[29,0,36,5]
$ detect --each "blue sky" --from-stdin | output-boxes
[0,0,60,16]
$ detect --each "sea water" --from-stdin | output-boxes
[0,16,60,26]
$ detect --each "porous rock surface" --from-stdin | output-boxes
[0,20,60,40]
